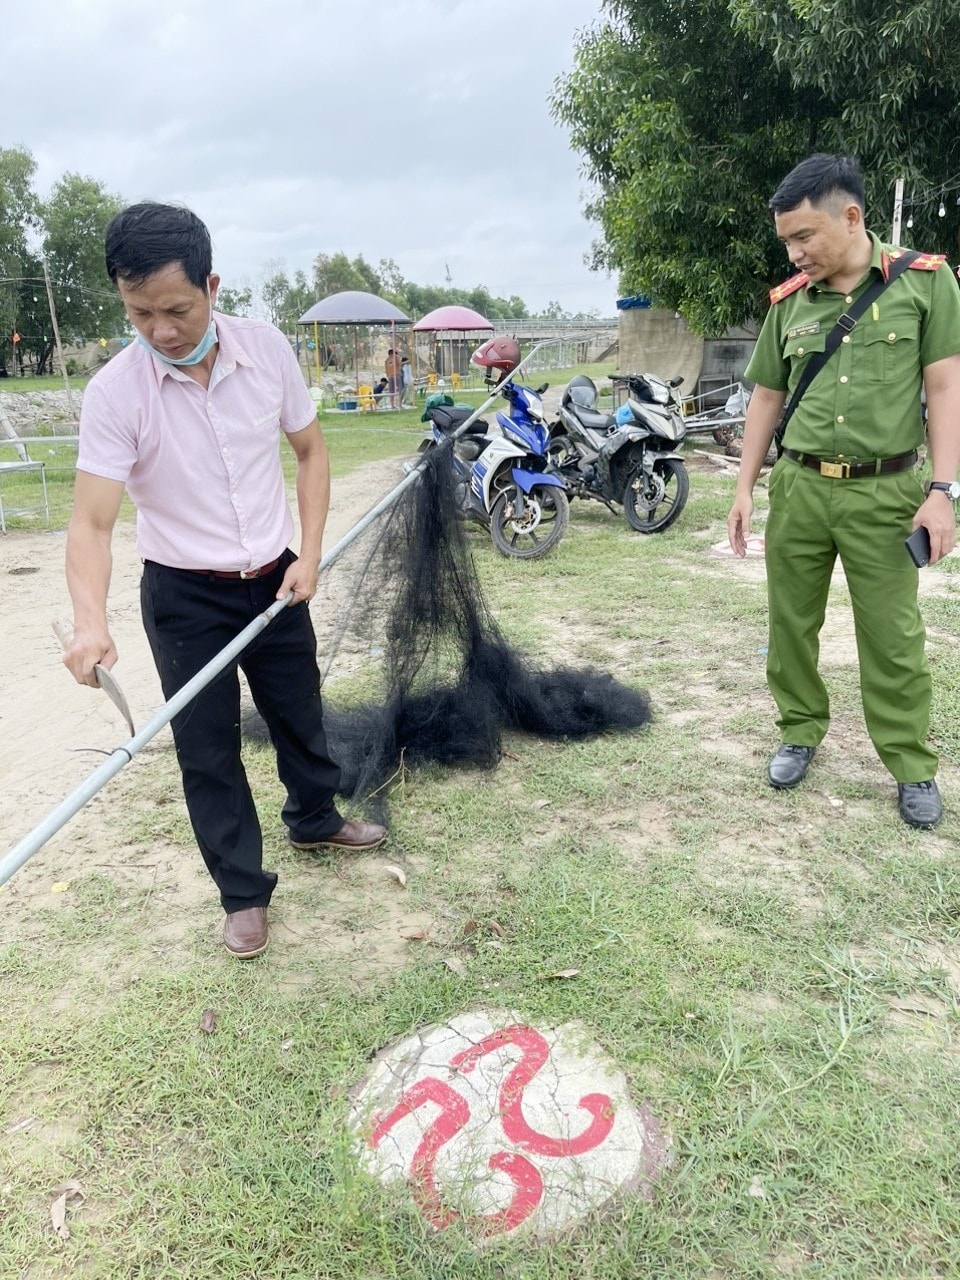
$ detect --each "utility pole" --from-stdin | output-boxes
[891,176,905,245]
[42,258,77,422]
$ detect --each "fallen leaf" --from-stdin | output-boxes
[443,956,468,977]
[547,968,581,980]
[49,1181,84,1241]
[50,1193,69,1241]
[399,928,427,941]
[280,1039,295,1052]
[384,864,407,888]
[51,882,71,894]
[501,750,522,761]
[461,920,479,938]
[531,798,551,810]
[748,1175,766,1199]
[487,920,506,937]
[198,1009,217,1034]
[484,940,505,951]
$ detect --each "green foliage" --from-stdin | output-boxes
[551,0,960,335]
[0,146,40,373]
[216,284,254,316]
[42,172,126,342]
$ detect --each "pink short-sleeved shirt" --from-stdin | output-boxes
[77,312,316,571]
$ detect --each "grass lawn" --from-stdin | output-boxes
[2,383,959,1278]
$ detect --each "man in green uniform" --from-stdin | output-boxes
[727,153,960,828]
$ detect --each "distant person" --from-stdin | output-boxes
[400,355,414,408]
[384,347,401,409]
[372,375,389,407]
[63,201,387,961]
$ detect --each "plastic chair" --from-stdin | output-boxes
[450,372,461,391]
[358,383,376,412]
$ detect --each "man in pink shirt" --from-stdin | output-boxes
[64,202,386,960]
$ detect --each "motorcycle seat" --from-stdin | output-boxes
[571,407,617,433]
[430,406,489,435]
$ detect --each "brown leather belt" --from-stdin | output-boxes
[179,558,282,580]
[782,448,917,479]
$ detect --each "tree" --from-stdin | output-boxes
[551,0,960,335]
[0,146,40,374]
[312,251,382,299]
[43,173,127,348]
[217,284,254,317]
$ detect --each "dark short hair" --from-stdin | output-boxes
[769,154,865,216]
[104,202,212,288]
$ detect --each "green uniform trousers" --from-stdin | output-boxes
[764,457,936,782]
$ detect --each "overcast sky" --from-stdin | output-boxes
[3,0,614,317]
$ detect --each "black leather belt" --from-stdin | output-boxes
[177,558,281,579]
[782,448,917,479]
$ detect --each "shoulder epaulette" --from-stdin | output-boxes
[769,273,809,304]
[888,249,947,272]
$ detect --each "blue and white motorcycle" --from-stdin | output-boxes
[420,338,569,560]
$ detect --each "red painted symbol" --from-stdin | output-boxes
[370,1023,615,1234]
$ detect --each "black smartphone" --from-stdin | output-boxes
[905,526,931,568]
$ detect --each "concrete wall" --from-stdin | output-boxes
[617,308,704,390]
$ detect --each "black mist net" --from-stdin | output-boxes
[245,441,652,812]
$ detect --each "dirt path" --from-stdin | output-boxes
[0,456,411,873]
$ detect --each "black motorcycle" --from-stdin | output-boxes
[547,372,689,533]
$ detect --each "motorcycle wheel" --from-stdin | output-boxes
[622,457,689,533]
[490,484,569,559]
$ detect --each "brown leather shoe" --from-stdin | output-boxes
[288,818,387,852]
[223,907,269,959]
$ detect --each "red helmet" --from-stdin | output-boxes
[471,336,520,375]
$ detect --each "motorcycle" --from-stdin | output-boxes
[547,371,689,533]
[419,337,569,560]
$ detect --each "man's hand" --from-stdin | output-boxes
[277,556,319,605]
[914,493,957,566]
[727,493,754,558]
[64,623,118,687]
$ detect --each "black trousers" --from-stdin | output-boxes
[141,551,343,913]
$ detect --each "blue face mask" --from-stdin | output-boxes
[137,292,218,366]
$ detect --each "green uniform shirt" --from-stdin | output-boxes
[746,232,960,458]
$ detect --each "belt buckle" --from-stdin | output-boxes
[819,458,850,479]
[239,567,261,579]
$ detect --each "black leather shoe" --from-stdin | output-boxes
[897,780,942,829]
[768,744,816,789]
[288,819,387,852]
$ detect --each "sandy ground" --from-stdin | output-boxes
[0,455,411,869]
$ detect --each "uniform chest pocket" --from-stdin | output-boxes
[252,404,282,429]
[782,330,827,366]
[861,313,919,383]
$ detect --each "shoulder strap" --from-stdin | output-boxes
[774,250,918,455]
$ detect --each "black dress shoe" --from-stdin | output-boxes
[898,780,942,829]
[768,744,816,789]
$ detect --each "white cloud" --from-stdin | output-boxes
[3,0,612,314]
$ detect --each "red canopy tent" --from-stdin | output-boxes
[411,305,493,382]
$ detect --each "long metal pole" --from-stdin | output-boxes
[43,257,77,421]
[0,343,550,887]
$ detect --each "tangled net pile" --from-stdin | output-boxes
[247,441,653,813]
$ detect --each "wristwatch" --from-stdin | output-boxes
[925,480,960,501]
